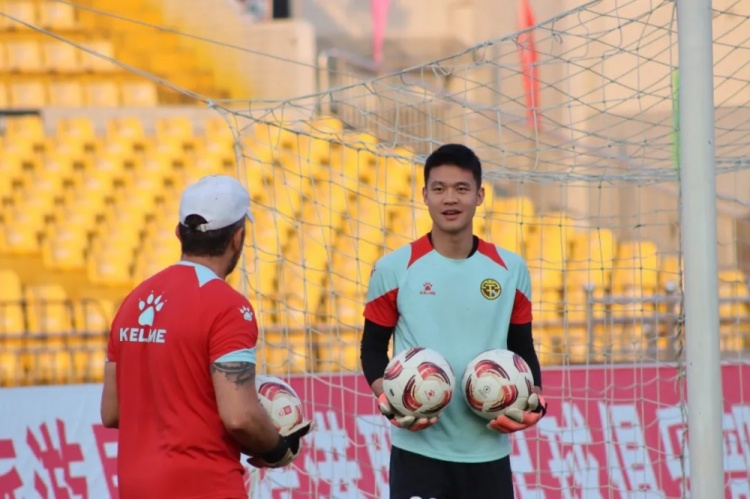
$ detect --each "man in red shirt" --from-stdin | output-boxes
[100,175,311,499]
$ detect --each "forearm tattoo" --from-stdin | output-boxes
[211,361,256,388]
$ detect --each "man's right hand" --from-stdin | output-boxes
[247,421,314,468]
[377,393,438,431]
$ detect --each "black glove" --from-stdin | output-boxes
[246,421,314,469]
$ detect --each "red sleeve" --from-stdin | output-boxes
[511,289,533,324]
[207,287,259,364]
[363,288,399,327]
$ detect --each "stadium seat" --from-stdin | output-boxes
[26,347,74,385]
[5,40,44,72]
[24,284,73,340]
[3,206,43,255]
[315,331,359,373]
[0,270,26,341]
[73,298,114,335]
[79,40,119,72]
[121,80,159,106]
[612,240,659,291]
[72,345,106,383]
[0,348,25,386]
[84,79,120,106]
[8,79,47,107]
[0,82,8,108]
[55,117,97,152]
[42,40,80,72]
[1,0,37,29]
[87,246,134,287]
[38,1,78,30]
[47,79,85,106]
[259,331,309,375]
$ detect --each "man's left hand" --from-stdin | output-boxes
[488,390,547,434]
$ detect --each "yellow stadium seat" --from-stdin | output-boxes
[79,40,119,72]
[43,41,80,72]
[27,347,74,385]
[0,82,8,108]
[121,80,159,106]
[658,253,682,291]
[315,331,359,373]
[0,349,25,386]
[156,117,194,144]
[106,116,145,143]
[719,269,749,318]
[74,298,114,334]
[1,0,37,29]
[5,40,43,72]
[484,218,524,254]
[374,147,414,196]
[612,240,659,291]
[259,331,309,375]
[25,284,73,339]
[9,80,47,107]
[38,1,78,29]
[3,207,42,254]
[88,246,134,287]
[328,294,366,329]
[42,226,88,270]
[55,116,96,151]
[47,79,85,106]
[0,270,25,341]
[73,345,107,383]
[84,79,120,106]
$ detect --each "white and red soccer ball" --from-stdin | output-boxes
[255,375,306,434]
[461,348,535,421]
[382,347,455,418]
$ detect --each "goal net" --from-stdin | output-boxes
[209,0,750,497]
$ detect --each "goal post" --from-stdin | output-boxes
[209,0,750,496]
[677,0,725,497]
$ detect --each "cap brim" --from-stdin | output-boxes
[245,209,254,223]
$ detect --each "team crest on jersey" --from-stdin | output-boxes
[480,278,501,300]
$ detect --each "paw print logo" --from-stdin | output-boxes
[420,282,436,295]
[138,292,166,327]
[239,306,253,322]
[423,282,432,292]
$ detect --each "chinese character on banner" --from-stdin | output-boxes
[0,439,23,496]
[92,424,119,498]
[304,411,366,499]
[355,415,390,498]
[26,419,87,499]
[599,403,662,495]
[538,402,603,499]
[510,431,547,498]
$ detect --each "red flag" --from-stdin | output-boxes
[371,0,391,65]
[518,0,540,130]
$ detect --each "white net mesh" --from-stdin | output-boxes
[208,1,750,496]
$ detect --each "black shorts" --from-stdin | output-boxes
[389,446,514,499]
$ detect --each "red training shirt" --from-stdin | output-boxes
[107,262,258,499]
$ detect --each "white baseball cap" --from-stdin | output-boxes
[179,175,254,231]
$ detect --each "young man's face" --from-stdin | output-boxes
[422,164,484,235]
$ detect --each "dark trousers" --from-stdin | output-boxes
[389,446,515,499]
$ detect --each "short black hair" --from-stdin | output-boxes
[424,143,482,188]
[178,215,245,257]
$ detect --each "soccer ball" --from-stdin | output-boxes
[462,349,534,421]
[255,375,306,434]
[382,347,455,418]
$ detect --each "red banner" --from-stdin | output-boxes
[254,364,750,498]
[0,364,748,498]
